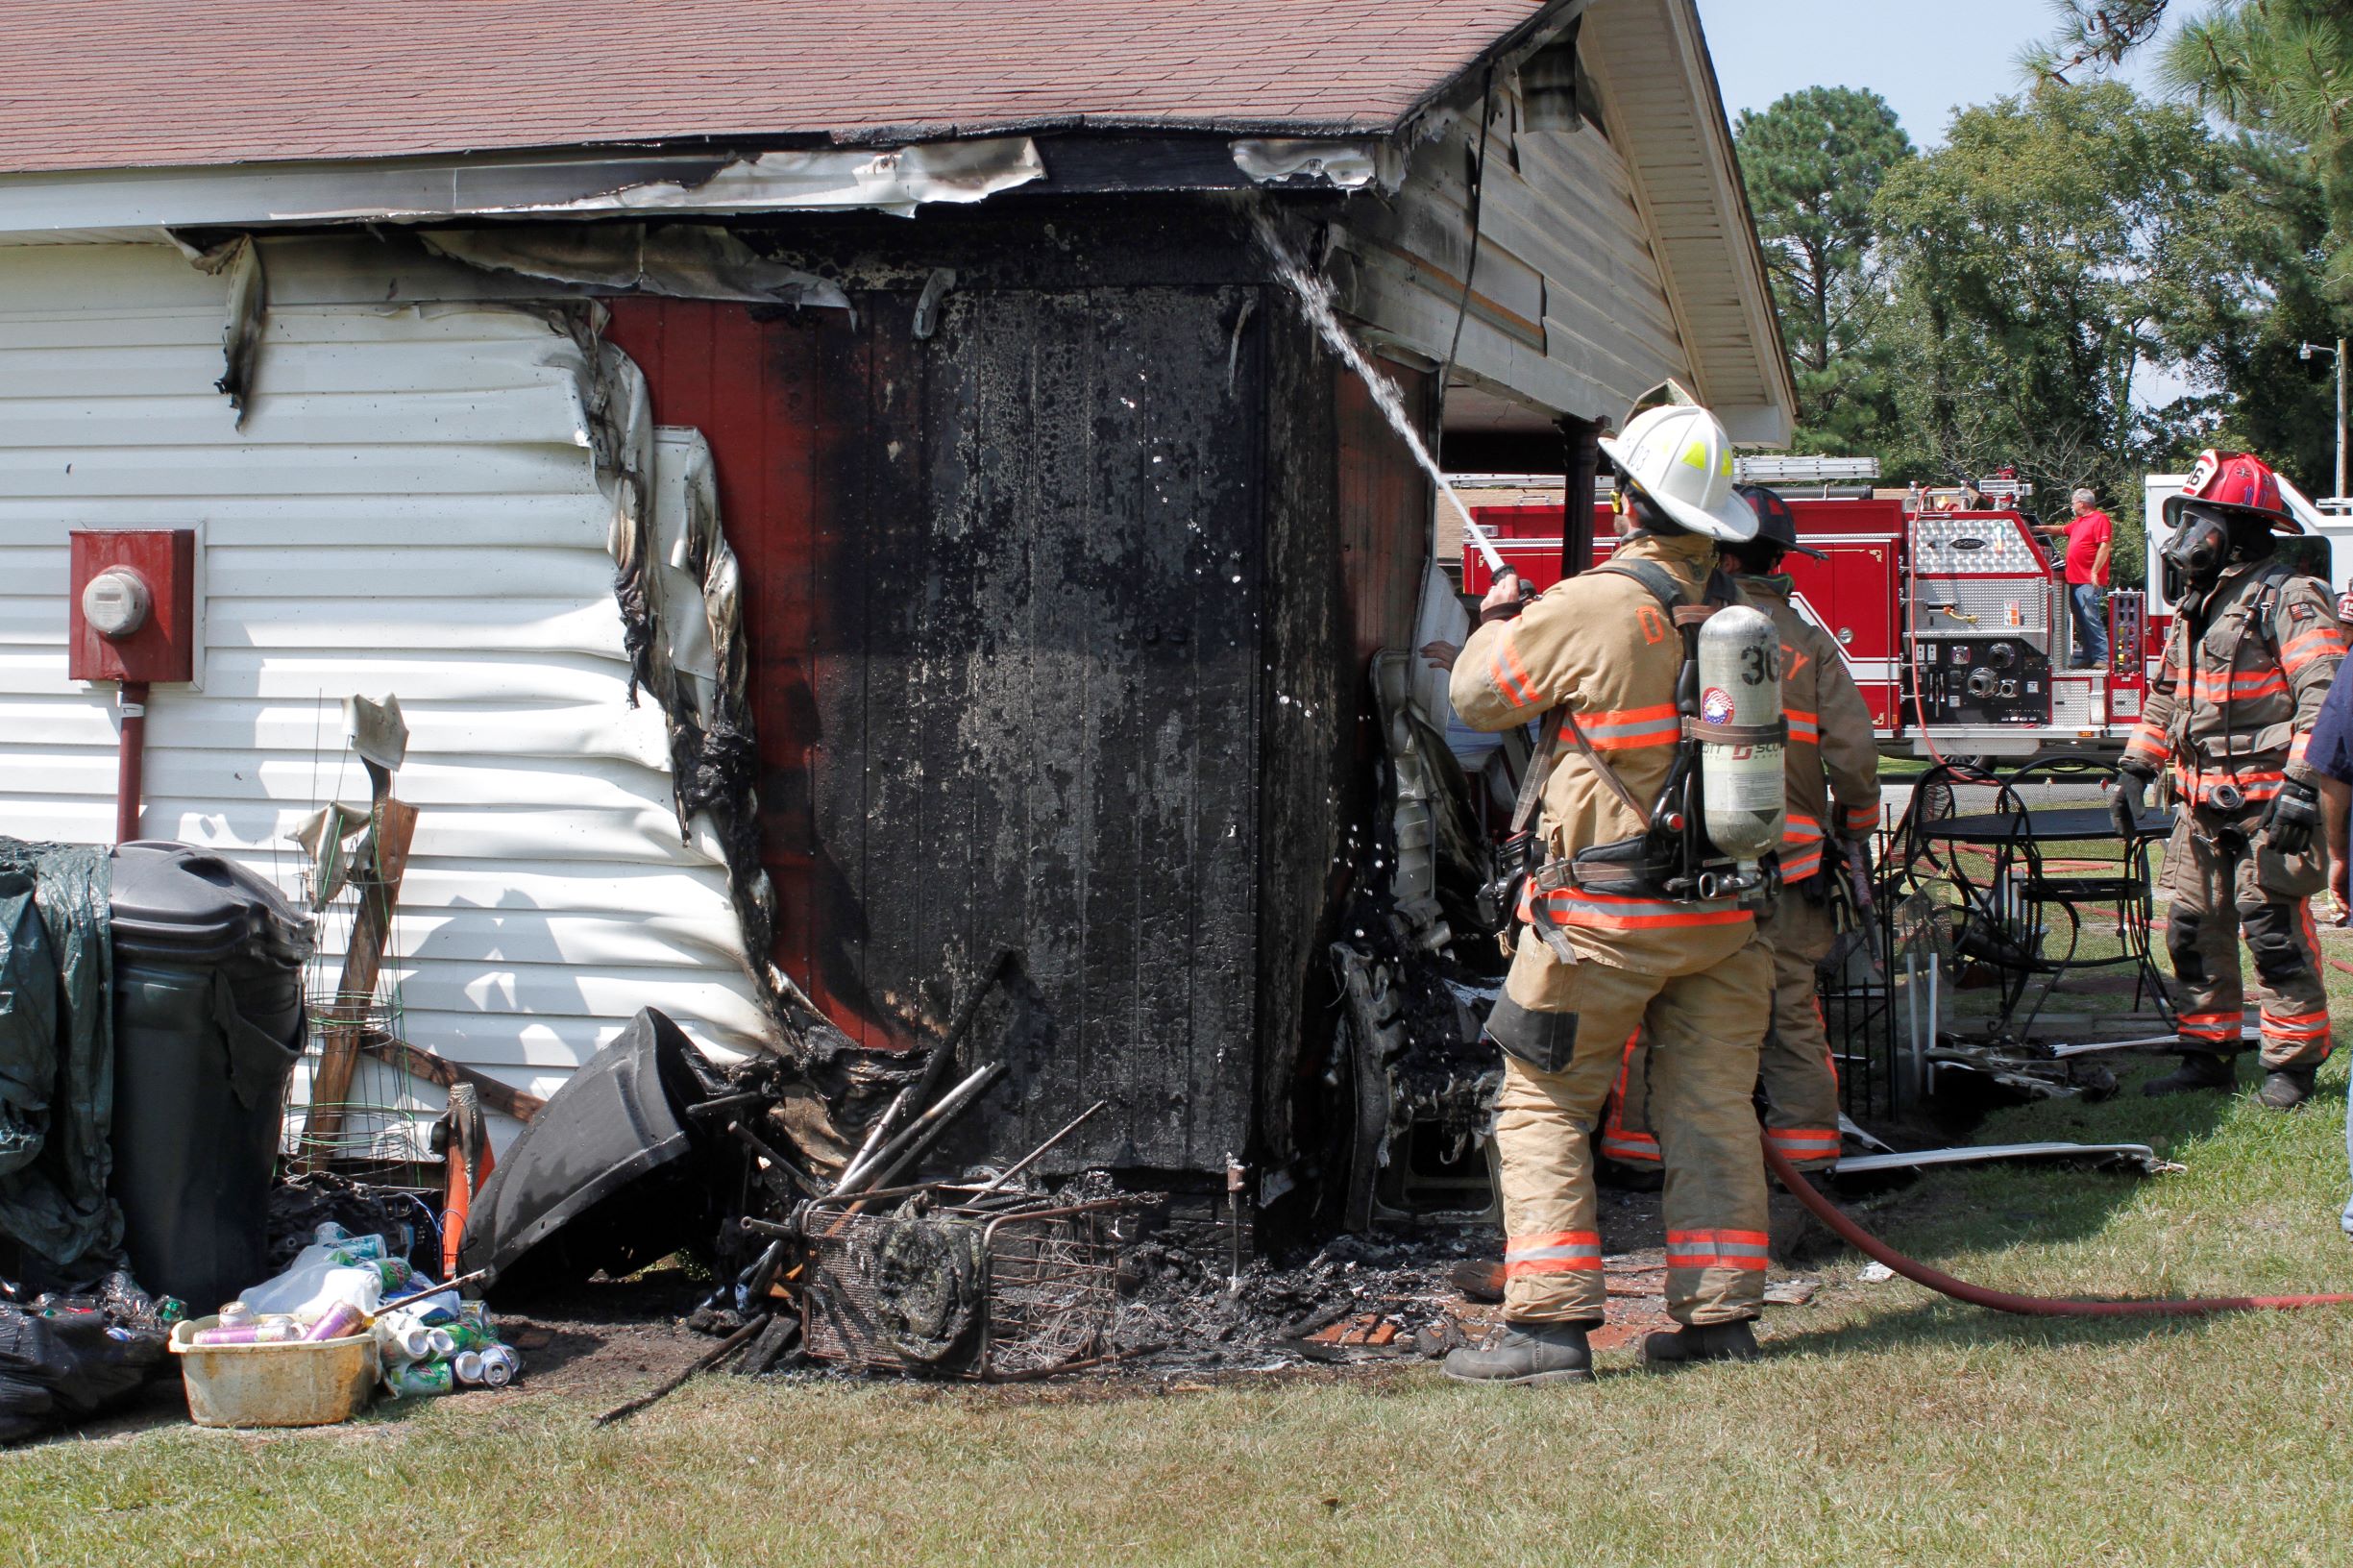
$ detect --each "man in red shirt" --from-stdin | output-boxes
[2039,487,2114,668]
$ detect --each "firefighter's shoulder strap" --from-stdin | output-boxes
[1587,559,1739,613]
[2246,559,2297,658]
[1532,558,1718,821]
[1508,708,1568,837]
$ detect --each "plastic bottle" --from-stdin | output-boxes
[191,1315,304,1346]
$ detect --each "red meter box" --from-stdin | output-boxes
[68,528,196,684]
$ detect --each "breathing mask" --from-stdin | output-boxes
[2160,503,2233,602]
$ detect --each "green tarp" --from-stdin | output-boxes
[0,839,120,1285]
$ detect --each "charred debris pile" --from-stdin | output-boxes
[459,993,1513,1387]
[458,679,1527,1385]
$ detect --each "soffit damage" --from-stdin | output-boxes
[418,227,853,312]
[0,139,1051,241]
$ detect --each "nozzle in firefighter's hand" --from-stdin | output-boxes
[2262,778,2321,857]
[1841,840,1875,912]
[1482,570,1525,614]
[2110,768,2149,841]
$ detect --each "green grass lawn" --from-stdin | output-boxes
[10,956,2353,1565]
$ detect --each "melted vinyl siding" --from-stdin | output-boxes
[1336,77,1691,425]
[0,243,767,1144]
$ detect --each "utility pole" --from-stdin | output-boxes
[2299,339,2347,502]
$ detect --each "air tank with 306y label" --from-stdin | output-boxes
[1692,602,1786,861]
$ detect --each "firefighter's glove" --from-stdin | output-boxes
[2111,766,2151,842]
[2263,778,2322,857]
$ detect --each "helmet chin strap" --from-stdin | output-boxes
[1622,487,1695,539]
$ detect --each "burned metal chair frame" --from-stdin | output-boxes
[793,1189,1133,1382]
[1890,754,2171,1049]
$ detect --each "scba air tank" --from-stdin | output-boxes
[1692,603,1786,863]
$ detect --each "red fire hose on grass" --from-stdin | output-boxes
[1763,1141,2353,1317]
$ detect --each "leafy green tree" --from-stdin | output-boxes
[1732,87,1915,453]
[2155,3,2353,308]
[2028,3,2352,495]
[1873,82,2260,575]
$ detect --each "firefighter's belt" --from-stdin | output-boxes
[1679,718,1787,746]
[1535,849,1655,902]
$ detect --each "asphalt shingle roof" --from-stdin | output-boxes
[0,1,1550,173]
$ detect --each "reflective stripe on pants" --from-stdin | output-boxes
[1492,938,1771,1327]
[2163,811,2334,1070]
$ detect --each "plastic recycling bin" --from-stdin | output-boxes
[108,842,312,1315]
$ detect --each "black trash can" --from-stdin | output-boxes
[107,842,312,1314]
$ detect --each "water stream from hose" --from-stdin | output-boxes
[1249,210,1507,578]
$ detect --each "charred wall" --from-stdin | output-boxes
[605,203,1273,1179]
[603,198,1434,1188]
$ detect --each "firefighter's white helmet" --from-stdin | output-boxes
[1598,402,1758,543]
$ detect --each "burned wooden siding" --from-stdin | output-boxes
[605,218,1268,1175]
[1336,364,1437,676]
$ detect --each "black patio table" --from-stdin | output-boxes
[1910,796,2174,1043]
[1919,803,2169,845]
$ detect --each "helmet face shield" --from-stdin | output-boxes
[2162,503,2233,600]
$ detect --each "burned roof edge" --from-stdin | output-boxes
[0,2,1592,237]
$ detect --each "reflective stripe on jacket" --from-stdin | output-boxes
[1452,531,1753,972]
[1733,576,1881,881]
[2130,563,2344,803]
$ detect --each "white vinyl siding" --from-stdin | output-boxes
[0,242,767,1145]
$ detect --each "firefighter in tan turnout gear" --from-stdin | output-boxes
[1600,485,1881,1176]
[2119,452,2345,1111]
[1442,395,1778,1384]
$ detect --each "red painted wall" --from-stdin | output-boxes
[1335,361,1435,676]
[601,299,867,1038]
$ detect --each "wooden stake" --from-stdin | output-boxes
[357,1034,546,1124]
[300,795,418,1168]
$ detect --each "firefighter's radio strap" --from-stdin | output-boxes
[1509,709,1569,837]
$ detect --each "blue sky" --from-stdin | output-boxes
[1692,0,2176,147]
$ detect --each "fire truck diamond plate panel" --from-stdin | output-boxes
[1912,515,2047,576]
[1911,577,2054,644]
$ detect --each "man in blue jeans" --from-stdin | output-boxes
[2300,661,2353,1237]
[2039,487,2114,668]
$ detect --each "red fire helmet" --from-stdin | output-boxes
[2164,449,2304,533]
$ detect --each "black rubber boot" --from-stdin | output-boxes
[1641,1319,1759,1368]
[2258,1067,2318,1112]
[1441,1320,1595,1385]
[2143,1052,2238,1098]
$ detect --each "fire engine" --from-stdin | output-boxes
[1456,458,2353,763]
